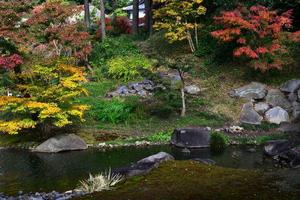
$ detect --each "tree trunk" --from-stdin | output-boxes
[84,0,91,29]
[132,0,139,34]
[144,0,153,35]
[100,0,106,41]
[178,70,186,117]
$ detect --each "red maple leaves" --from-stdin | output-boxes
[211,5,293,72]
[0,54,23,70]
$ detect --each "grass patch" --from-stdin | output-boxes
[78,160,299,200]
[228,133,288,145]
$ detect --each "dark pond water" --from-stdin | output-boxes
[0,145,299,195]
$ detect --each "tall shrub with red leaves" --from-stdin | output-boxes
[27,1,92,62]
[211,5,293,72]
[97,16,132,38]
[0,54,23,70]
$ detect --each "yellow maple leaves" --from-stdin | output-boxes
[0,63,89,135]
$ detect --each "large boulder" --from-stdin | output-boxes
[265,106,289,124]
[171,127,210,148]
[265,89,292,111]
[113,152,174,177]
[34,134,87,153]
[240,102,263,125]
[280,79,300,93]
[184,85,201,95]
[263,140,293,157]
[229,82,267,100]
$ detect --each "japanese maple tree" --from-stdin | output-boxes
[211,5,293,72]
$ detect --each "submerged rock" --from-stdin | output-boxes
[113,152,174,177]
[240,102,263,125]
[265,107,289,125]
[193,158,216,165]
[229,82,267,100]
[34,134,87,153]
[280,79,300,93]
[263,140,293,157]
[171,127,211,148]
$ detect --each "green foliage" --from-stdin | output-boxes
[241,122,279,132]
[108,55,152,80]
[96,99,136,124]
[89,36,140,79]
[147,130,172,143]
[210,131,229,152]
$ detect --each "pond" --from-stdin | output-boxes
[0,145,299,195]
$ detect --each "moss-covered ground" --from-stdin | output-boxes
[77,160,299,200]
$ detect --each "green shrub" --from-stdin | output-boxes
[95,99,137,124]
[210,131,229,152]
[147,130,172,143]
[108,55,152,80]
[89,36,140,79]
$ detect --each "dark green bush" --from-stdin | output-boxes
[210,131,229,152]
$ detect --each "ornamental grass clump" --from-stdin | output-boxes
[78,170,123,194]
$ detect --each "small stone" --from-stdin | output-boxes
[254,102,270,114]
[292,101,300,120]
[265,107,289,124]
[184,85,201,95]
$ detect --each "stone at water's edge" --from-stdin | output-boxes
[34,134,87,153]
[113,152,174,177]
[265,89,292,111]
[280,79,300,93]
[265,106,289,125]
[263,140,293,157]
[240,102,263,125]
[171,127,210,148]
[279,148,300,168]
[229,82,267,100]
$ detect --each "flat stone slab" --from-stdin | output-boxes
[240,102,263,125]
[171,127,210,148]
[229,82,267,100]
[34,134,87,153]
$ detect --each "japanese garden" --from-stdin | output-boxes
[0,0,300,199]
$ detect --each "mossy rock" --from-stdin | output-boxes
[77,161,299,200]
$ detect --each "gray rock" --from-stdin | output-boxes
[116,86,129,95]
[288,92,298,102]
[298,90,300,102]
[280,79,300,93]
[229,82,267,100]
[184,85,201,95]
[263,140,293,157]
[34,134,87,153]
[137,152,174,164]
[265,106,289,124]
[254,102,270,114]
[240,102,263,125]
[266,89,292,111]
[171,127,210,148]
[292,101,300,120]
